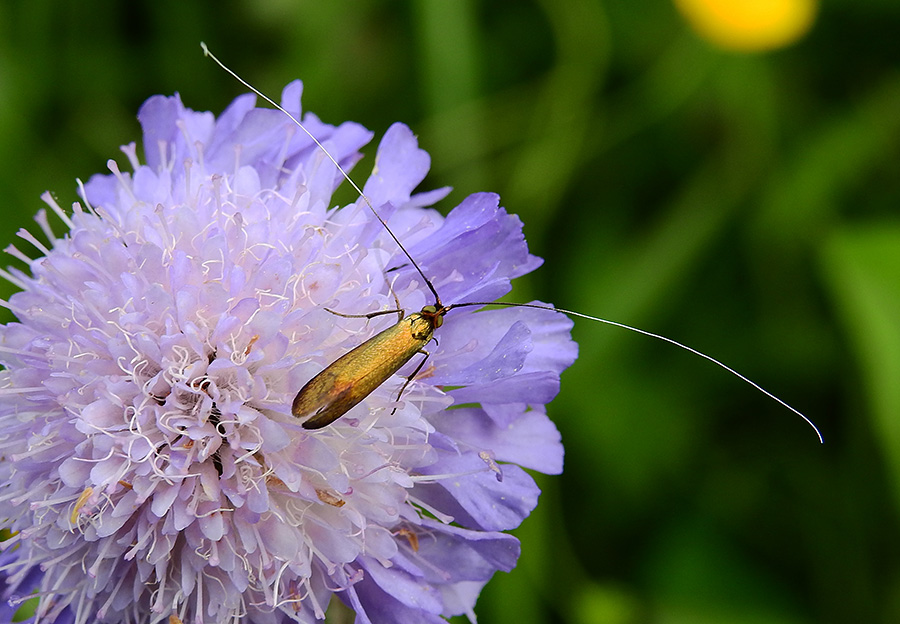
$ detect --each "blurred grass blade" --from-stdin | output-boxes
[822,226,900,510]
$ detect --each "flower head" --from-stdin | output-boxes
[674,0,818,52]
[0,81,576,623]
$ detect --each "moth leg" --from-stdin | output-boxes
[390,349,430,415]
[324,307,404,320]
[325,281,405,322]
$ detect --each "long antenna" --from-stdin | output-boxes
[201,43,823,444]
[447,301,823,443]
[200,42,442,307]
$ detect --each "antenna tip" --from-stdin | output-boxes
[200,42,210,55]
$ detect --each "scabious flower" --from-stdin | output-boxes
[0,81,576,623]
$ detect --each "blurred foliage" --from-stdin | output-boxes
[0,0,898,623]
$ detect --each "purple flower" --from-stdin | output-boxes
[0,81,576,623]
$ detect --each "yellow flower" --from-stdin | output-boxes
[674,0,818,52]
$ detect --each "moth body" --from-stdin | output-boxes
[293,306,444,429]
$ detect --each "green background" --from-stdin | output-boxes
[0,1,897,622]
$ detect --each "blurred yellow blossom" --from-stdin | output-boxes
[674,0,818,52]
